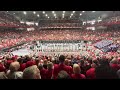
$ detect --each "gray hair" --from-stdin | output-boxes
[9,61,20,72]
[23,65,41,79]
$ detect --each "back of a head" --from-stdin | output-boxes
[9,61,20,72]
[38,63,43,70]
[23,65,41,79]
[43,59,48,65]
[64,59,69,65]
[80,60,85,66]
[59,55,65,63]
[57,70,70,79]
[99,59,109,66]
[47,61,53,70]
[73,64,81,74]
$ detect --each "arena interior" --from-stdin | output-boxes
[0,11,120,79]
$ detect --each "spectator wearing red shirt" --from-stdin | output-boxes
[110,59,120,71]
[46,61,53,79]
[35,58,40,66]
[43,59,48,69]
[64,59,73,76]
[52,55,70,79]
[71,64,86,79]
[20,63,26,71]
[95,59,118,79]
[38,63,47,79]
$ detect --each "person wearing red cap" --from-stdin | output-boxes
[5,59,13,70]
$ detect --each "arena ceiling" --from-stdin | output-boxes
[4,11,120,22]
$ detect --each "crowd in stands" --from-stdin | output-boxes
[0,28,120,49]
[39,23,82,28]
[0,52,120,79]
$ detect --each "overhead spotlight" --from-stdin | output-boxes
[73,11,75,13]
[7,11,9,12]
[43,11,45,14]
[23,11,27,15]
[54,14,56,16]
[71,13,73,16]
[48,17,49,18]
[80,13,82,16]
[52,11,55,14]
[45,14,48,16]
[33,11,36,14]
[92,11,95,12]
[37,14,39,17]
[82,11,85,12]
[63,11,65,13]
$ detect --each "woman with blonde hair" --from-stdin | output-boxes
[71,64,86,79]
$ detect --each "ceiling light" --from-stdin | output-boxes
[71,13,73,16]
[82,11,85,12]
[54,14,56,16]
[92,11,95,12]
[43,11,45,14]
[37,14,39,17]
[33,11,36,14]
[63,11,65,13]
[23,11,27,15]
[52,11,55,14]
[45,14,48,16]
[48,17,49,18]
[80,13,82,16]
[73,11,75,13]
